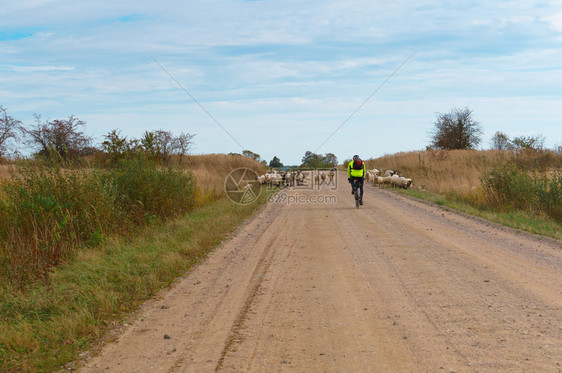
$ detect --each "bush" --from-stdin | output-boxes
[0,161,118,281]
[103,157,197,224]
[535,171,562,222]
[480,165,536,210]
[0,157,197,284]
[480,165,561,222]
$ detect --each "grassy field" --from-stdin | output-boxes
[0,164,15,181]
[365,149,560,194]
[364,149,562,239]
[0,154,268,372]
[178,153,267,202]
[396,188,562,240]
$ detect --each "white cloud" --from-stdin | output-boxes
[543,12,562,32]
[2,65,74,72]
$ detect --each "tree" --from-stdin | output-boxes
[301,151,323,168]
[140,130,160,161]
[0,106,22,157]
[144,129,177,165]
[23,114,92,159]
[242,150,263,162]
[154,130,176,164]
[102,129,196,166]
[491,131,512,150]
[511,135,545,151]
[101,129,129,165]
[323,153,338,168]
[301,151,338,168]
[174,132,195,165]
[429,107,482,150]
[269,156,283,168]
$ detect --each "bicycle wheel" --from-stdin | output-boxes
[354,184,360,209]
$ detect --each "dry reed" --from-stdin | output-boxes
[0,164,15,181]
[176,154,267,201]
[366,149,561,196]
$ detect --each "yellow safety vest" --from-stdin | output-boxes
[348,160,365,178]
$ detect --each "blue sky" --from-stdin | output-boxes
[1,0,561,165]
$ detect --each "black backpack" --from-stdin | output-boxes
[352,160,363,170]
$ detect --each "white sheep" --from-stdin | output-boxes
[397,177,413,189]
[382,175,393,185]
[270,173,283,187]
[285,171,295,187]
[314,174,321,185]
[295,171,305,185]
[327,169,336,185]
[365,171,371,181]
[390,174,401,187]
[264,173,272,184]
[384,169,397,177]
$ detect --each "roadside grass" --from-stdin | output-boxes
[0,158,198,283]
[0,192,270,372]
[366,149,561,239]
[0,154,266,284]
[394,188,562,240]
[176,153,267,202]
[0,164,15,181]
[366,149,561,195]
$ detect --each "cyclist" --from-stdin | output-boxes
[347,155,366,205]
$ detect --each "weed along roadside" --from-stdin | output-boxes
[364,149,562,240]
[0,155,268,372]
[394,188,562,240]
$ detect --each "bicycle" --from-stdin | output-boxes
[351,178,362,209]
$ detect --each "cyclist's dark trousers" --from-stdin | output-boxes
[350,176,364,200]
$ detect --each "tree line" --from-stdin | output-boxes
[3,105,556,167]
[0,106,195,165]
[227,150,338,169]
[428,107,558,153]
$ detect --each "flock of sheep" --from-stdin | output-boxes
[255,168,412,190]
[365,169,413,189]
[257,169,336,187]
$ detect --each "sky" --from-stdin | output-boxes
[1,0,561,165]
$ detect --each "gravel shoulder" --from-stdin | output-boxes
[80,177,562,372]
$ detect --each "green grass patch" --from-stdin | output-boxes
[0,157,197,284]
[0,193,269,372]
[396,188,562,240]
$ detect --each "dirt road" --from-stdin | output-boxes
[81,177,561,372]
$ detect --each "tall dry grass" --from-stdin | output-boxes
[366,149,562,195]
[177,154,267,202]
[0,156,198,283]
[0,164,15,181]
[0,165,16,202]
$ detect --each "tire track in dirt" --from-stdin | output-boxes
[214,235,277,371]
